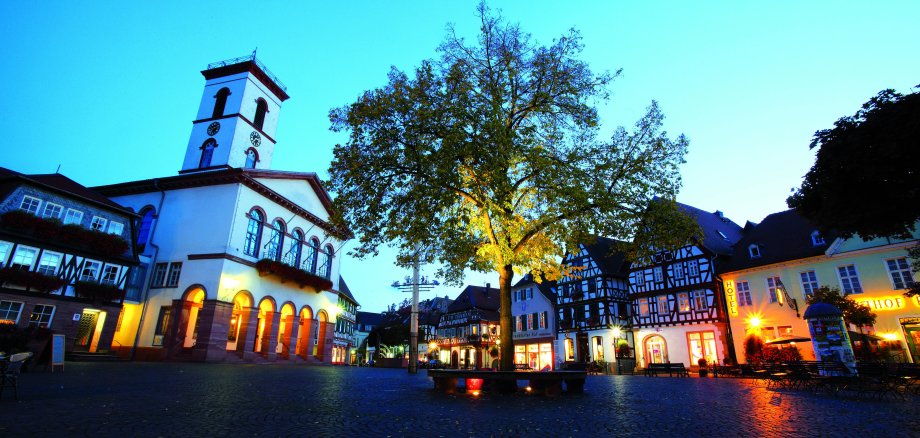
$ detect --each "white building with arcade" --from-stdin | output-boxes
[95,55,350,363]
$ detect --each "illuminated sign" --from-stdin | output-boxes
[724,280,738,316]
[855,296,906,312]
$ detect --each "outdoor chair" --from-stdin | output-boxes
[1,352,33,401]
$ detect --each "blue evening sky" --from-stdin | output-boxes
[2,1,918,312]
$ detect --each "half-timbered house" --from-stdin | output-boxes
[629,202,743,369]
[0,167,139,357]
[432,285,500,369]
[555,236,632,369]
[332,277,358,365]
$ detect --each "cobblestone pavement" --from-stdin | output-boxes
[2,362,918,437]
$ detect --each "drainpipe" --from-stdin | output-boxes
[130,179,166,360]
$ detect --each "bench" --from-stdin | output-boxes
[644,363,689,377]
[427,369,587,396]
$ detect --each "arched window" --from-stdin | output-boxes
[244,148,259,169]
[291,230,304,268]
[306,237,320,273]
[199,138,217,168]
[137,207,155,251]
[243,209,264,257]
[267,219,285,261]
[254,98,268,130]
[323,244,334,279]
[212,87,231,118]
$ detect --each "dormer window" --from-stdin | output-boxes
[811,230,825,246]
[748,244,761,259]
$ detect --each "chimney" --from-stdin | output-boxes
[715,210,724,218]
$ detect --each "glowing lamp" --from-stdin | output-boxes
[882,333,898,341]
[467,378,484,391]
[611,326,622,339]
[748,317,762,328]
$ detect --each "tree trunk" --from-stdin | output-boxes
[498,264,514,371]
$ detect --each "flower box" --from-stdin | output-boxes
[73,281,126,303]
[0,267,66,293]
[1,210,130,258]
[255,258,333,291]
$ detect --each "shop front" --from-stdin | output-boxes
[513,339,554,370]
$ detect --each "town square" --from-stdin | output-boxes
[1,1,919,436]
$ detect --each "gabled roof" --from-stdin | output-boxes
[580,235,630,276]
[337,277,358,305]
[675,201,743,256]
[512,274,557,301]
[718,209,837,273]
[447,285,500,313]
[356,311,384,327]
[92,167,350,239]
[0,167,136,215]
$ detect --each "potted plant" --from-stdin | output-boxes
[615,341,636,375]
[698,358,709,377]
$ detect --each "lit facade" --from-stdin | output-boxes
[511,275,556,370]
[433,285,500,369]
[720,211,919,363]
[555,237,632,369]
[0,168,139,355]
[629,204,742,369]
[333,277,358,365]
[93,56,350,364]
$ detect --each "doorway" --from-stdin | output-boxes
[901,318,920,363]
[644,335,668,366]
[75,309,106,353]
[576,332,589,363]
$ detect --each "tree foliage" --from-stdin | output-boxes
[787,88,920,240]
[327,3,697,370]
[804,286,876,328]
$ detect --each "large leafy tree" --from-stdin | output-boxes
[328,4,697,370]
[787,88,920,240]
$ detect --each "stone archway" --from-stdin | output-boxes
[254,298,277,357]
[296,306,313,359]
[226,291,253,354]
[181,287,206,349]
[314,310,329,362]
[643,334,669,367]
[277,302,296,359]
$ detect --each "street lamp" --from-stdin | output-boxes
[391,254,439,374]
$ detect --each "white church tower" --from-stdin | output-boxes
[180,53,290,173]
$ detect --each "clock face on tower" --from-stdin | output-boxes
[250,131,262,147]
[207,122,221,136]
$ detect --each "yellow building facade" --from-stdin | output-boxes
[722,233,919,364]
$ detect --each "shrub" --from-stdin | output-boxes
[74,281,127,302]
[743,334,764,364]
[762,345,802,363]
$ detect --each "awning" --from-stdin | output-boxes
[765,334,811,345]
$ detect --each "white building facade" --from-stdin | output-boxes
[95,55,350,364]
